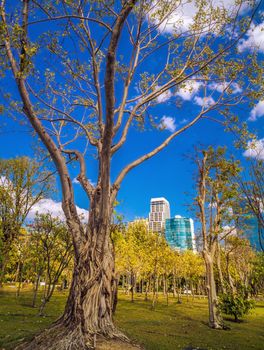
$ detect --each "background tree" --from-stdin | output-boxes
[0,0,261,347]
[239,157,264,251]
[28,213,73,315]
[195,146,241,329]
[250,252,264,296]
[182,250,205,299]
[0,157,51,286]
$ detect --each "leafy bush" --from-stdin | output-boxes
[219,292,255,322]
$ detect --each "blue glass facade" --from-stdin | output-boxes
[242,215,262,251]
[165,216,195,251]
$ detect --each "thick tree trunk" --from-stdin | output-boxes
[203,251,223,329]
[112,274,119,315]
[62,229,116,336]
[16,212,126,349]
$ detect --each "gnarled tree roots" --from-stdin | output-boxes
[15,322,131,350]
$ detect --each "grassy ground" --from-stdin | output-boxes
[0,286,263,350]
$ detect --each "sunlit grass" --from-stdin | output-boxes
[0,286,263,349]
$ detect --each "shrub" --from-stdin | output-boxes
[219,292,255,322]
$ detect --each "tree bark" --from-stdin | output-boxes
[130,272,135,303]
[0,253,9,287]
[172,272,177,298]
[203,251,223,329]
[16,262,24,298]
[32,270,41,308]
[144,279,149,301]
[16,205,125,349]
[216,243,226,294]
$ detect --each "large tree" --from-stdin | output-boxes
[0,0,261,348]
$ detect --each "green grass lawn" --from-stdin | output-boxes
[0,286,263,350]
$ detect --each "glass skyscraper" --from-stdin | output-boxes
[165,216,196,251]
[242,214,262,251]
[149,197,170,233]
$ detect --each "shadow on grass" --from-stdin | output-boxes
[183,346,208,350]
[223,317,246,323]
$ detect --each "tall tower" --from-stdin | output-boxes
[149,197,170,234]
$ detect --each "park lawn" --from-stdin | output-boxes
[115,294,264,350]
[0,286,263,350]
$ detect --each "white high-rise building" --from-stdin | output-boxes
[149,197,170,233]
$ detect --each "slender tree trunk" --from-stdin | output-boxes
[122,274,125,293]
[216,243,226,294]
[177,278,182,304]
[186,280,189,302]
[172,272,177,298]
[130,272,135,303]
[125,274,129,295]
[203,251,223,329]
[163,274,166,296]
[0,256,8,287]
[16,262,24,298]
[190,280,195,301]
[32,271,41,308]
[151,274,158,309]
[197,280,201,299]
[145,279,149,301]
[226,255,236,295]
[39,281,55,316]
[165,275,169,306]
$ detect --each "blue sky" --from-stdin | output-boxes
[0,0,263,224]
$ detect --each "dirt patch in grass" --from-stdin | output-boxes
[96,337,143,350]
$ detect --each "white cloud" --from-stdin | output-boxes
[159,116,176,132]
[72,177,96,186]
[0,176,11,188]
[238,22,264,53]
[249,101,264,121]
[149,0,248,34]
[208,82,242,94]
[72,177,79,184]
[179,118,188,124]
[27,198,89,222]
[222,225,237,236]
[194,96,215,108]
[176,81,203,101]
[155,86,173,103]
[243,139,264,160]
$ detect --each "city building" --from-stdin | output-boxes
[233,199,263,251]
[165,215,196,251]
[149,197,170,234]
[241,214,263,251]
